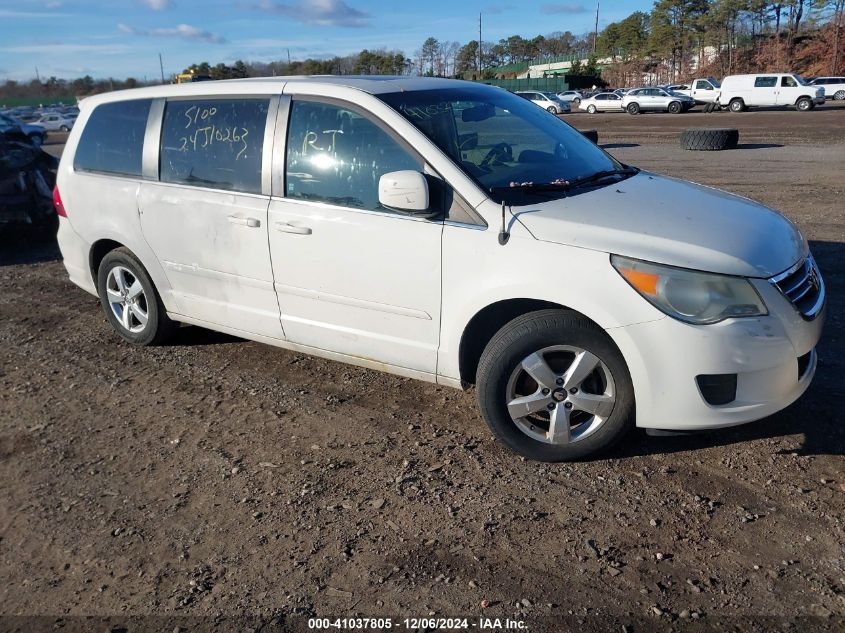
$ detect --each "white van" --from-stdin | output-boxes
[718,73,824,112]
[55,77,825,461]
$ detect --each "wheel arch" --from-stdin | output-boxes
[458,299,609,387]
[794,94,814,104]
[89,238,126,289]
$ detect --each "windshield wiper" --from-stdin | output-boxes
[568,166,639,189]
[490,166,639,196]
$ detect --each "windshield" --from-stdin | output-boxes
[709,78,721,88]
[378,85,623,205]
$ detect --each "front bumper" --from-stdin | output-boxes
[608,279,824,431]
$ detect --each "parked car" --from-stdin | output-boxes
[621,87,695,114]
[515,91,571,114]
[54,77,824,462]
[717,74,824,112]
[808,77,845,101]
[667,77,721,104]
[33,112,75,131]
[579,92,625,113]
[556,90,583,105]
[612,89,628,97]
[0,113,46,146]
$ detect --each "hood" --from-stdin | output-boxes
[515,172,806,278]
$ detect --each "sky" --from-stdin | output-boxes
[0,0,650,82]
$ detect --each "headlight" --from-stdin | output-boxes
[611,255,767,324]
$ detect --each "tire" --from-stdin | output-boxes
[668,101,682,114]
[547,106,558,113]
[97,247,178,346]
[796,97,812,111]
[679,128,739,151]
[580,129,599,144]
[28,133,44,147]
[586,104,597,114]
[59,125,70,132]
[729,98,745,112]
[834,90,845,100]
[573,98,581,106]
[476,310,634,462]
[626,102,640,115]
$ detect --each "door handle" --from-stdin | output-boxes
[274,222,312,235]
[227,215,260,228]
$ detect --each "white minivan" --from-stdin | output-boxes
[718,73,824,111]
[55,77,825,462]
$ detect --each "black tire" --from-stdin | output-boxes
[679,128,739,151]
[728,98,745,112]
[59,125,70,132]
[96,247,178,346]
[626,102,640,115]
[476,310,634,462]
[580,129,599,144]
[586,104,597,114]
[547,106,557,114]
[28,133,44,147]
[834,90,845,101]
[668,101,682,114]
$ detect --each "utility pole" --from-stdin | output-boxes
[478,12,482,73]
[287,48,291,67]
[35,66,41,83]
[593,1,599,53]
[158,53,165,84]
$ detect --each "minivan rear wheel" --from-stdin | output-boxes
[97,248,177,346]
[476,310,634,462]
[835,90,845,101]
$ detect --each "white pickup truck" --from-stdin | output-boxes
[667,78,721,104]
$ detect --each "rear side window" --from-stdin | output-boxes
[754,77,777,88]
[73,99,151,176]
[159,98,270,194]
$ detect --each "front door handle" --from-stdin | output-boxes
[274,222,312,235]
[227,215,260,228]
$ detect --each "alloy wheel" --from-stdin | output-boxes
[105,265,149,334]
[506,345,616,445]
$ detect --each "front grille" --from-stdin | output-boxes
[770,256,825,320]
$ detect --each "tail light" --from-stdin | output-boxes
[53,185,67,217]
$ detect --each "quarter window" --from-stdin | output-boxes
[754,76,778,88]
[73,99,151,177]
[285,100,422,212]
[159,98,270,194]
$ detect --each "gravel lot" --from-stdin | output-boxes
[1,103,844,632]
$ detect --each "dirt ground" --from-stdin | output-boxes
[1,103,844,632]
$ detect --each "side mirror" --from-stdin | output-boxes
[378,170,429,213]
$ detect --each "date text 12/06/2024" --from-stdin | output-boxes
[307,617,528,630]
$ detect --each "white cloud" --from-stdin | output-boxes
[141,0,172,9]
[255,0,370,27]
[541,3,588,14]
[118,22,226,43]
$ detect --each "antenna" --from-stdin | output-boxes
[478,13,482,73]
[498,200,510,245]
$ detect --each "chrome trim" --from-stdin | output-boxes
[770,256,825,321]
[142,98,164,181]
[261,96,281,197]
[444,220,488,231]
[269,195,441,224]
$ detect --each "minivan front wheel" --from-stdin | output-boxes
[729,98,745,112]
[97,248,177,346]
[476,310,634,462]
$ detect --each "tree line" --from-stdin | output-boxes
[1,0,843,102]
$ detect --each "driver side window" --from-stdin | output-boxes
[285,100,422,213]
